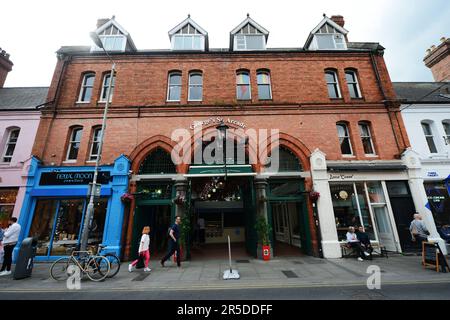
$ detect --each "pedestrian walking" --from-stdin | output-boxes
[129,226,151,272]
[0,217,21,276]
[160,216,182,268]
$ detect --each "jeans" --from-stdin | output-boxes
[1,244,15,272]
[161,239,180,267]
[348,242,366,259]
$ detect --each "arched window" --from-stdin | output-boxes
[345,69,362,98]
[236,71,251,100]
[89,127,103,161]
[66,127,83,161]
[257,70,272,100]
[138,148,177,174]
[277,146,302,172]
[188,72,203,101]
[443,121,450,145]
[325,70,341,98]
[78,73,95,102]
[100,73,115,102]
[421,121,438,153]
[336,123,353,155]
[358,122,376,155]
[167,72,182,101]
[2,128,20,163]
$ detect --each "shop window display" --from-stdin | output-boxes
[0,188,18,225]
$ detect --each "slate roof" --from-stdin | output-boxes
[0,87,49,110]
[393,82,450,104]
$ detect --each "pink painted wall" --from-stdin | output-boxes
[0,111,41,218]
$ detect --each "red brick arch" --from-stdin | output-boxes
[129,135,178,173]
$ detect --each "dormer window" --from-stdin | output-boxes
[169,16,208,51]
[305,15,349,51]
[230,15,269,51]
[91,17,137,53]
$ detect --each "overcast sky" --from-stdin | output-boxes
[1,0,449,87]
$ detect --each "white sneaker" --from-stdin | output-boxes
[128,264,133,272]
[357,257,364,261]
[364,252,370,256]
[144,268,151,272]
[0,271,6,276]
[1,271,11,276]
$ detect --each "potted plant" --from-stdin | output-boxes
[120,192,134,203]
[309,191,320,202]
[255,215,272,261]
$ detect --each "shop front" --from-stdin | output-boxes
[15,155,130,261]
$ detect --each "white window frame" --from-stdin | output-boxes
[166,72,182,102]
[89,127,103,162]
[77,73,95,103]
[257,71,272,100]
[66,128,83,161]
[234,34,266,51]
[421,121,438,154]
[325,71,342,99]
[188,72,203,101]
[172,35,205,51]
[313,33,347,50]
[92,25,126,52]
[359,123,376,156]
[99,74,115,103]
[442,121,450,146]
[345,70,362,98]
[2,128,20,163]
[337,123,353,156]
[236,71,252,100]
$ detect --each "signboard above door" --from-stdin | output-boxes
[39,171,111,186]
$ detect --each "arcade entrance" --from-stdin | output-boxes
[188,176,256,259]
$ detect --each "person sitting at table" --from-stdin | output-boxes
[346,226,370,261]
[357,226,373,259]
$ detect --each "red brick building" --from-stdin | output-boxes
[27,15,420,261]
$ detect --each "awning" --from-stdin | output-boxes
[185,165,256,177]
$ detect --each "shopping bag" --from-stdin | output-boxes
[135,253,145,269]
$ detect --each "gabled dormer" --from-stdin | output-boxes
[305,15,349,50]
[91,16,137,52]
[168,15,208,51]
[230,14,269,51]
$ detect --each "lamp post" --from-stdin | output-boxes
[79,32,116,252]
[216,121,229,180]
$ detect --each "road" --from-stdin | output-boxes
[0,281,449,300]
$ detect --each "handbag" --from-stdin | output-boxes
[135,252,145,269]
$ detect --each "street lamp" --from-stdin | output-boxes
[216,121,229,180]
[79,32,116,252]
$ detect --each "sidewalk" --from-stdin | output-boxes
[0,254,449,292]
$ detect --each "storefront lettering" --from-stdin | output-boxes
[39,171,111,185]
[190,117,246,130]
[329,174,354,180]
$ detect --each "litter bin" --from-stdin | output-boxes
[13,237,38,280]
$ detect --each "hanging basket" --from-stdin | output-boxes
[121,193,134,203]
[309,191,320,202]
[172,195,186,206]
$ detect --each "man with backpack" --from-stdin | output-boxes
[160,216,182,268]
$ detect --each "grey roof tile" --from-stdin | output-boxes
[393,82,450,103]
[0,87,49,110]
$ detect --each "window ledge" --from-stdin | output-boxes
[166,100,181,103]
[258,98,273,102]
[342,155,356,158]
[329,98,344,101]
[365,155,379,158]
[62,160,77,164]
[75,101,91,104]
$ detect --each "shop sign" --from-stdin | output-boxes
[329,174,355,180]
[39,171,111,186]
[190,117,246,130]
[427,171,439,178]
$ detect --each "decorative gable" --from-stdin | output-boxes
[230,14,269,51]
[168,15,208,51]
[305,15,349,50]
[91,16,137,52]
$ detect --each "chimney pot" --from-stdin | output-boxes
[330,15,345,28]
[441,37,447,43]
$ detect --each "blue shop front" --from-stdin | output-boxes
[15,155,130,261]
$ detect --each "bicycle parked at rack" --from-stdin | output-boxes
[50,250,110,282]
[96,244,121,278]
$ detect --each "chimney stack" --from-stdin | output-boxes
[0,48,13,88]
[424,37,450,82]
[96,18,110,29]
[330,15,345,28]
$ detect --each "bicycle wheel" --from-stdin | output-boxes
[103,253,121,278]
[50,257,77,281]
[86,256,110,282]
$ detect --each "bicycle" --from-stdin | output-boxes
[95,244,121,278]
[50,250,110,282]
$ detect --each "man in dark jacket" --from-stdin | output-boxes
[357,226,373,259]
